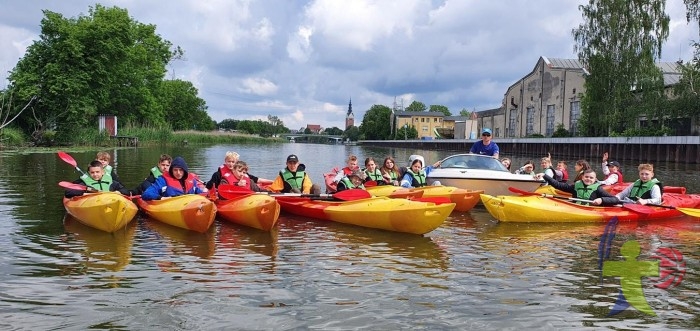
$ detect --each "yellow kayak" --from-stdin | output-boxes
[63,192,138,233]
[216,193,281,231]
[137,195,217,233]
[366,185,481,212]
[277,196,455,234]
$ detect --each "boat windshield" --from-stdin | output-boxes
[439,154,509,172]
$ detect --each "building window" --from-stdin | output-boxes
[526,106,535,136]
[421,118,425,123]
[508,109,517,137]
[434,118,438,122]
[546,104,555,137]
[422,126,428,132]
[570,101,580,136]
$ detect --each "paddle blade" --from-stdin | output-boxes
[676,207,700,218]
[332,189,371,201]
[364,180,378,187]
[508,186,537,196]
[622,203,657,216]
[57,151,78,168]
[58,181,96,192]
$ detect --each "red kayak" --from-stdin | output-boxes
[603,182,686,195]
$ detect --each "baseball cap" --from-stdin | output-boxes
[607,161,621,167]
[482,128,492,135]
[286,154,299,163]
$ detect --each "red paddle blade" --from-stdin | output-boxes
[57,151,78,168]
[622,203,657,216]
[58,181,88,191]
[508,186,537,196]
[332,189,371,201]
[364,180,378,187]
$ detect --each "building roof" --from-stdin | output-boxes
[395,111,444,117]
[444,116,471,121]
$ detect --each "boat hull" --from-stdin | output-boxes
[480,193,696,223]
[216,194,280,231]
[427,176,542,197]
[276,196,455,234]
[366,185,481,212]
[137,195,217,232]
[63,192,138,232]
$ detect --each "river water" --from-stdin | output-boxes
[0,143,698,330]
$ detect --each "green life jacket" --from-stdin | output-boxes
[630,178,661,199]
[407,169,427,187]
[365,169,384,182]
[573,181,601,205]
[150,166,162,178]
[280,169,305,190]
[340,177,365,190]
[80,173,113,192]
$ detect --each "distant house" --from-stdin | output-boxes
[306,124,322,134]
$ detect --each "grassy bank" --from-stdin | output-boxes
[0,125,282,149]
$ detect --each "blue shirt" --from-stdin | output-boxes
[470,141,499,156]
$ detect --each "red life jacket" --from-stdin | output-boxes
[218,165,235,184]
[163,171,196,193]
[605,170,623,183]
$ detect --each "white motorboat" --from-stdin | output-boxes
[426,154,544,196]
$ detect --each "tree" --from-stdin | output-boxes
[429,105,451,116]
[572,0,669,136]
[343,125,360,141]
[304,127,312,134]
[459,108,471,117]
[405,101,427,112]
[359,104,392,139]
[7,5,183,140]
[396,125,418,140]
[159,79,212,131]
[324,127,343,135]
[267,114,288,135]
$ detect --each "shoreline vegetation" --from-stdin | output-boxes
[0,126,282,150]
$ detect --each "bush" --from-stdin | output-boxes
[0,127,27,146]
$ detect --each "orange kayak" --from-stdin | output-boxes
[366,185,481,212]
[137,195,216,233]
[215,193,280,231]
[276,196,454,234]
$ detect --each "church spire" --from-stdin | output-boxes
[347,98,353,116]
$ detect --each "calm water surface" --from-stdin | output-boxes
[0,144,698,330]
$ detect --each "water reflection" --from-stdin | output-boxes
[62,214,136,272]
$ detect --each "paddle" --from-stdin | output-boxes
[508,186,596,204]
[58,181,141,199]
[218,184,371,201]
[364,180,378,187]
[622,202,700,217]
[57,151,86,175]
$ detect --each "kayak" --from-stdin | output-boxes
[276,196,455,234]
[480,193,700,223]
[63,192,138,232]
[215,193,281,231]
[137,195,217,233]
[366,185,482,212]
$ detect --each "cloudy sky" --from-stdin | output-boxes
[1,1,697,131]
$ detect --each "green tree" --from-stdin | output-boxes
[459,108,471,117]
[159,79,212,131]
[359,104,392,139]
[343,126,360,141]
[405,101,427,112]
[396,125,418,140]
[671,54,700,119]
[429,105,451,116]
[7,5,182,141]
[218,119,238,131]
[324,127,343,135]
[304,127,312,134]
[267,114,288,135]
[572,0,669,136]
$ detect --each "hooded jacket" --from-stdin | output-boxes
[142,156,204,200]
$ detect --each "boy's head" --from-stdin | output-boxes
[347,155,358,169]
[96,151,111,167]
[557,161,567,170]
[87,160,105,181]
[158,154,172,173]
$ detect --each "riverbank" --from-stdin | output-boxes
[361,136,700,164]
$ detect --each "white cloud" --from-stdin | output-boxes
[0,0,696,130]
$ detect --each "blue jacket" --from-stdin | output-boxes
[141,156,204,200]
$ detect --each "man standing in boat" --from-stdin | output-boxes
[469,128,499,159]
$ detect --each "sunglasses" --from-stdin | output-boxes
[482,133,491,137]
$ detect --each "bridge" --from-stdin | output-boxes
[279,133,344,144]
